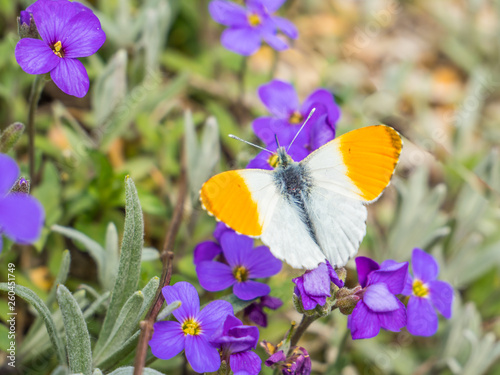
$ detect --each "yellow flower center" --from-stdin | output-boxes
[289,111,303,124]
[248,13,261,27]
[412,279,429,297]
[52,41,63,58]
[267,154,279,168]
[233,265,249,282]
[181,318,201,336]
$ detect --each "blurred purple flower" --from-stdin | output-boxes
[210,315,261,375]
[15,0,106,97]
[348,257,408,340]
[209,0,298,55]
[0,154,44,253]
[265,347,311,375]
[149,281,233,373]
[248,80,340,170]
[196,230,282,300]
[293,261,344,310]
[402,248,453,336]
[244,295,283,327]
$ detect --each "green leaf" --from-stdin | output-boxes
[93,369,104,375]
[50,365,69,375]
[157,300,181,321]
[103,222,120,291]
[95,331,140,371]
[95,291,144,362]
[94,176,144,353]
[108,366,165,375]
[57,285,93,375]
[138,276,160,319]
[0,283,66,365]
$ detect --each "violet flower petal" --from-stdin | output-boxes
[401,273,413,296]
[429,280,453,319]
[309,114,335,150]
[221,27,262,56]
[220,231,253,267]
[193,241,222,265]
[0,194,44,244]
[245,303,267,327]
[234,280,270,300]
[258,0,286,12]
[260,295,283,309]
[355,257,379,288]
[246,151,273,170]
[294,283,322,311]
[197,261,235,292]
[303,263,331,296]
[50,58,89,98]
[258,80,299,118]
[252,117,289,145]
[185,335,221,373]
[368,261,409,295]
[265,350,286,366]
[15,38,60,75]
[261,30,289,51]
[30,0,82,44]
[271,16,298,38]
[197,300,233,337]
[363,283,400,312]
[231,351,262,375]
[412,248,439,283]
[377,300,407,332]
[301,89,341,126]
[59,10,106,58]
[407,296,438,336]
[209,0,248,27]
[213,222,232,242]
[246,246,282,278]
[162,281,200,322]
[349,301,380,340]
[148,321,184,360]
[0,154,20,196]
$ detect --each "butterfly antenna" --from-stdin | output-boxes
[228,135,274,154]
[275,134,280,148]
[287,107,316,152]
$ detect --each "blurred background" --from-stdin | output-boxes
[0,0,499,374]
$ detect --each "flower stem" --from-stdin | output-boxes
[238,56,247,102]
[290,314,317,348]
[27,75,45,184]
[133,155,187,375]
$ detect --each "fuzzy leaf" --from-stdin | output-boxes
[57,285,92,375]
[0,283,66,365]
[107,366,165,375]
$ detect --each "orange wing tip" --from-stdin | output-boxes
[340,125,403,202]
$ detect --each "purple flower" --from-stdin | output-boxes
[210,315,261,375]
[193,222,233,265]
[347,257,408,340]
[244,295,283,327]
[265,347,312,375]
[149,281,233,373]
[402,248,453,336]
[197,230,282,300]
[209,0,298,55]
[292,261,344,310]
[15,0,106,98]
[0,154,44,253]
[248,80,340,170]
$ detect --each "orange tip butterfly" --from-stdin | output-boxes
[200,118,402,270]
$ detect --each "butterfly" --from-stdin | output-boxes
[200,125,402,270]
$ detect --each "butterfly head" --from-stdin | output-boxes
[276,147,294,169]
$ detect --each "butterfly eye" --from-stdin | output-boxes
[267,154,279,168]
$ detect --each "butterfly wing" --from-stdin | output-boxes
[299,125,402,267]
[200,169,278,237]
[303,125,402,203]
[200,168,327,268]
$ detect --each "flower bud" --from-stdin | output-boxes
[0,122,25,153]
[17,11,40,39]
[292,293,306,314]
[11,177,30,194]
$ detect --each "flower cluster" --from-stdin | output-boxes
[209,0,298,55]
[15,0,106,97]
[149,282,261,374]
[344,249,453,339]
[0,154,44,253]
[195,224,282,300]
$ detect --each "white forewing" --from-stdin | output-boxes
[303,140,364,201]
[260,194,327,269]
[305,186,367,268]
